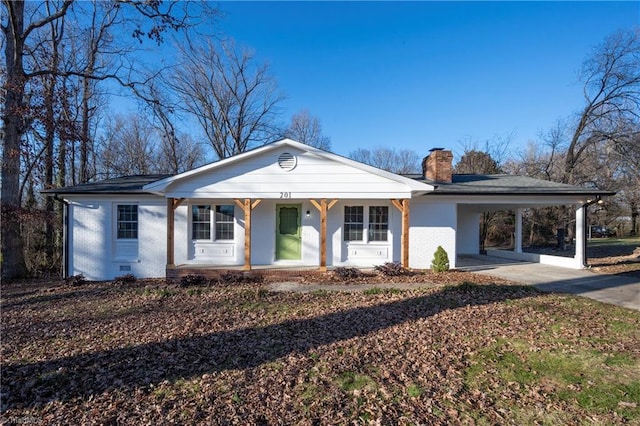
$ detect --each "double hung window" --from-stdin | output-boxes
[344,205,388,242]
[368,206,389,241]
[215,205,234,240]
[192,205,211,240]
[344,206,364,241]
[117,205,138,239]
[192,204,234,241]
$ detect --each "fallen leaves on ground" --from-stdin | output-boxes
[1,274,638,425]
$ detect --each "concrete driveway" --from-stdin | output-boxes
[457,255,640,311]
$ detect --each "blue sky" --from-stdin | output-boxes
[204,1,639,159]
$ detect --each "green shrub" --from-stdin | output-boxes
[431,246,450,272]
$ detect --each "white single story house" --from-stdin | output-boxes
[44,139,613,281]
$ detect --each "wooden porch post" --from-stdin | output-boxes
[391,199,410,268]
[234,198,262,270]
[310,199,338,271]
[166,197,185,268]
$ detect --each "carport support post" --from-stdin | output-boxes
[515,208,523,253]
[575,205,586,268]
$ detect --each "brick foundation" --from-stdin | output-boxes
[166,266,331,283]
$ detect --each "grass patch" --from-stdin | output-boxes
[587,236,640,247]
[336,372,377,393]
[406,383,423,398]
[466,340,640,420]
[362,287,403,295]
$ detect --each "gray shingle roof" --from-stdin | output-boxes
[43,172,615,197]
[41,174,173,195]
[406,174,614,195]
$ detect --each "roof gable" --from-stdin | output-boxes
[143,139,433,198]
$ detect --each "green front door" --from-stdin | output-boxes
[276,204,301,260]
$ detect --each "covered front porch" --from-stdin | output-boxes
[164,196,411,275]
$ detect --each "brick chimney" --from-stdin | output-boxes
[422,148,453,183]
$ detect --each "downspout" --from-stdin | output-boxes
[53,195,70,278]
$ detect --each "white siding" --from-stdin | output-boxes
[174,204,189,265]
[183,202,243,265]
[68,195,166,280]
[330,200,399,267]
[164,147,414,199]
[409,200,457,269]
[457,207,480,254]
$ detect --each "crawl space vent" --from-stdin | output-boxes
[277,152,297,171]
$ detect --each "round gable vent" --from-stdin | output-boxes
[278,152,297,171]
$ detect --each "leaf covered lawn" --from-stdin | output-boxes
[1,277,639,425]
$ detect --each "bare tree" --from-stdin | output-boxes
[349,146,420,174]
[457,132,513,168]
[284,109,331,150]
[143,81,205,173]
[169,39,284,159]
[98,114,159,177]
[157,132,204,174]
[565,28,640,184]
[1,0,209,279]
[1,0,71,278]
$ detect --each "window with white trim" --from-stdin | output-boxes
[368,206,389,241]
[192,205,211,240]
[215,205,234,240]
[192,204,235,241]
[344,206,364,241]
[117,205,138,239]
[344,205,389,242]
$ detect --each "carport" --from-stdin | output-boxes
[421,174,615,270]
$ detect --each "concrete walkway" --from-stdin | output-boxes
[269,281,436,293]
[457,255,640,311]
[268,256,639,311]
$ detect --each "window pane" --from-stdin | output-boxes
[368,206,388,241]
[215,205,234,240]
[117,205,138,239]
[215,205,234,222]
[192,205,211,240]
[344,206,364,241]
[279,207,299,235]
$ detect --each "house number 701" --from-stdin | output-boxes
[280,192,291,198]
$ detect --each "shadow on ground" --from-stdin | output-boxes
[2,283,538,409]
